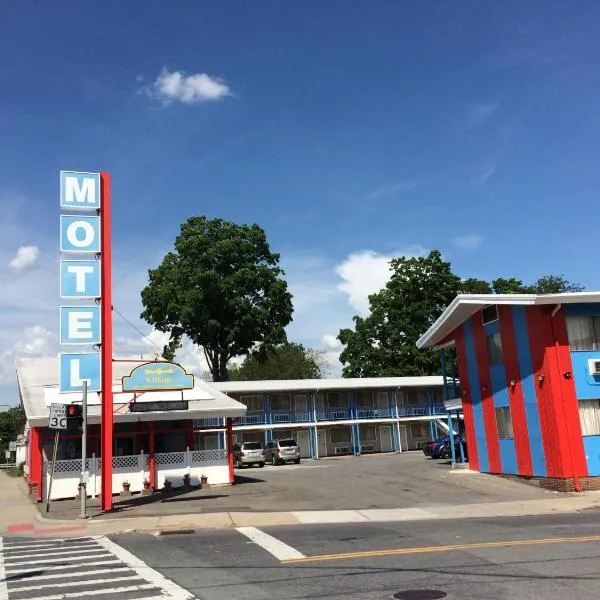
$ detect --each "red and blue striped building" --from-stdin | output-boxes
[418,293,600,489]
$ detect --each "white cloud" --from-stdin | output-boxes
[453,234,484,250]
[335,246,426,314]
[141,68,231,105]
[9,245,39,271]
[321,334,342,349]
[471,165,497,186]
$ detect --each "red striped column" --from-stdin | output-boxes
[472,315,502,473]
[498,306,533,476]
[454,328,479,471]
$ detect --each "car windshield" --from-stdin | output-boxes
[278,440,297,447]
[244,442,262,450]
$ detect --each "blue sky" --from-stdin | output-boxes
[2,1,600,400]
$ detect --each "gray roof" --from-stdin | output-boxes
[16,356,247,427]
[213,376,445,395]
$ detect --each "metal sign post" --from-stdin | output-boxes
[80,381,88,519]
[45,430,60,513]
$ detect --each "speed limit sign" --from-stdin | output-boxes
[49,403,67,430]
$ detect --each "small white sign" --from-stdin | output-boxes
[81,471,90,484]
[49,403,67,430]
[5,451,10,459]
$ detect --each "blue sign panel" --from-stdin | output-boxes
[60,171,101,211]
[122,362,195,392]
[59,353,101,393]
[60,260,101,299]
[60,306,101,345]
[60,215,101,253]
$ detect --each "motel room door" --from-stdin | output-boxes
[295,429,310,458]
[379,426,393,453]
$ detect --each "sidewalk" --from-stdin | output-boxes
[3,471,600,538]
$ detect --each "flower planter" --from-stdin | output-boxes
[200,475,208,486]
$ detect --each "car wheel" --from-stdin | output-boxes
[258,462,264,468]
[294,458,300,464]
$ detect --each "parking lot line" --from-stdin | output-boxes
[281,533,600,564]
[237,526,306,561]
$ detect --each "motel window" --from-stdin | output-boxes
[578,399,600,436]
[487,332,504,365]
[377,391,389,404]
[566,316,600,351]
[330,427,352,444]
[271,395,292,411]
[410,422,428,438]
[481,305,499,325]
[240,395,263,412]
[495,407,514,440]
[359,425,376,440]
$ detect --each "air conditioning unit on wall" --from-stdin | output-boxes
[588,359,600,376]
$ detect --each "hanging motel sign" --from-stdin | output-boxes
[58,171,102,393]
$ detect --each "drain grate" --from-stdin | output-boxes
[393,591,447,600]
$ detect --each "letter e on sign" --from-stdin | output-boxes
[60,171,101,211]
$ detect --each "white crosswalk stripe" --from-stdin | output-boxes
[0,535,195,600]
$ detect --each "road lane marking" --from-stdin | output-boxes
[95,535,195,599]
[9,575,148,593]
[0,537,8,600]
[0,566,131,583]
[237,526,306,561]
[16,583,158,599]
[282,533,600,564]
[3,549,109,566]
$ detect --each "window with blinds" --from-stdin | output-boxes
[495,407,514,440]
[578,399,600,436]
[566,316,600,351]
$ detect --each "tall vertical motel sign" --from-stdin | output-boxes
[59,171,114,510]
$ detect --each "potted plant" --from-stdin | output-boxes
[200,474,208,486]
[163,479,172,491]
[143,478,151,489]
[122,480,131,492]
[183,473,191,487]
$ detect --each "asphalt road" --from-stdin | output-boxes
[109,511,600,600]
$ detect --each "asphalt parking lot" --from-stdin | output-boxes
[40,452,557,520]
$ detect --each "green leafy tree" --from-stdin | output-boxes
[338,250,460,377]
[0,406,25,458]
[534,274,584,294]
[491,277,535,294]
[140,216,294,381]
[460,278,493,294]
[228,342,325,380]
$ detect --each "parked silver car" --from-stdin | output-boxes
[264,439,301,465]
[233,441,265,468]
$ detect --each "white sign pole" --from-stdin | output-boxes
[45,430,60,513]
[80,381,88,519]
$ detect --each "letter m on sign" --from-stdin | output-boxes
[60,171,101,211]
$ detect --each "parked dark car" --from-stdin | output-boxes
[423,436,449,457]
[431,436,468,460]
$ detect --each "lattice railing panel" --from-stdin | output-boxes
[155,452,185,465]
[112,455,140,469]
[191,449,227,463]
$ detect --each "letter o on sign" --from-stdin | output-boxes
[66,220,95,248]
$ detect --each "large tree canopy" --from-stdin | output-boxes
[337,250,583,378]
[338,251,460,377]
[228,342,325,381]
[140,216,294,381]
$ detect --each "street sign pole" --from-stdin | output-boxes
[45,430,60,513]
[80,380,88,519]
